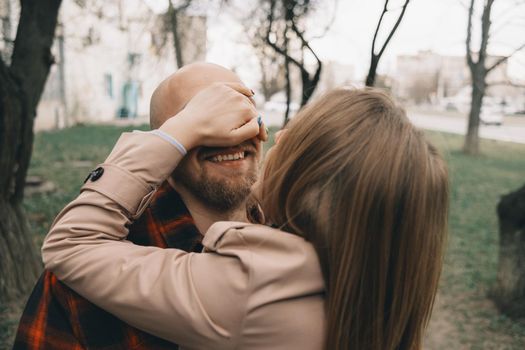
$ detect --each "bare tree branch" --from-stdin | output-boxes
[370,0,389,57]
[456,0,471,10]
[264,0,294,124]
[487,42,525,72]
[167,0,192,68]
[290,18,320,65]
[366,0,410,86]
[266,35,304,70]
[489,80,525,88]
[283,24,292,125]
[265,3,304,70]
[310,0,339,40]
[248,0,322,121]
[493,0,525,19]
[466,0,475,66]
[376,0,410,58]
[478,0,496,65]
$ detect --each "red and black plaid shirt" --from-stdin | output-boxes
[13,181,203,350]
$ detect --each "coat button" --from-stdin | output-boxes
[90,167,104,181]
[84,167,104,183]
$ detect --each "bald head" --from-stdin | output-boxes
[150,62,244,129]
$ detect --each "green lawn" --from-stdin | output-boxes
[23,124,149,245]
[423,132,525,349]
[427,132,525,293]
[1,124,525,349]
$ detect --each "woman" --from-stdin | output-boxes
[42,83,448,350]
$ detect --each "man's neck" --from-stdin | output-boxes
[167,179,247,235]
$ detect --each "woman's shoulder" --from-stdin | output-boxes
[203,221,313,252]
[203,221,324,293]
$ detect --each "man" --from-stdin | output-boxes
[13,63,266,349]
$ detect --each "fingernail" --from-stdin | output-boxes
[250,89,255,96]
[257,115,263,126]
[265,127,269,134]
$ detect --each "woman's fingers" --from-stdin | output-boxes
[242,100,258,122]
[258,121,269,142]
[231,117,260,145]
[222,82,255,99]
[159,82,267,149]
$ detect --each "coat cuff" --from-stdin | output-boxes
[80,131,185,217]
[81,164,155,217]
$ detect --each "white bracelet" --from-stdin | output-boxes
[133,130,188,156]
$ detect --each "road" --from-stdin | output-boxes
[408,111,525,145]
[262,108,525,144]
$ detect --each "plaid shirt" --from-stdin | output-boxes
[13,181,203,350]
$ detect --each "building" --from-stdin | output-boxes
[1,0,208,131]
[393,50,512,106]
[0,0,17,63]
[318,61,356,91]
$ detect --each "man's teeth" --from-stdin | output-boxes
[210,152,246,162]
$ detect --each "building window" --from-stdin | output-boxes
[104,73,113,99]
[127,53,141,68]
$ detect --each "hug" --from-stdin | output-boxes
[15,63,448,350]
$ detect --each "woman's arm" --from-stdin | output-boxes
[42,83,260,348]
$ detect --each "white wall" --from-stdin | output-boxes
[36,0,206,131]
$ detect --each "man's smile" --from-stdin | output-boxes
[198,142,258,169]
[208,151,245,162]
[204,150,255,169]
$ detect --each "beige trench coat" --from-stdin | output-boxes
[42,132,325,350]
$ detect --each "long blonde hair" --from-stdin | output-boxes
[261,88,448,350]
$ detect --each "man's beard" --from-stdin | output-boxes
[172,163,258,213]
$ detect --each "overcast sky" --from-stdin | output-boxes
[145,0,525,84]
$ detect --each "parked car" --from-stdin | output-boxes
[264,92,300,113]
[480,108,503,126]
[264,100,300,113]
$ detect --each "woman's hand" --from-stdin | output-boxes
[159,83,261,150]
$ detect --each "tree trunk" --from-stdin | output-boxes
[365,56,379,87]
[0,59,41,301]
[283,56,291,127]
[299,62,321,107]
[283,26,291,127]
[168,2,184,69]
[0,201,41,300]
[464,73,485,155]
[491,184,525,318]
[259,59,271,102]
[0,0,62,303]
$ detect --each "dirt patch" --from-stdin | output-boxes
[424,291,525,349]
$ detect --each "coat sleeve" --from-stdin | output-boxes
[41,132,250,349]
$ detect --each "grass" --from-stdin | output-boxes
[422,132,525,349]
[428,132,525,293]
[1,124,525,349]
[24,124,149,245]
